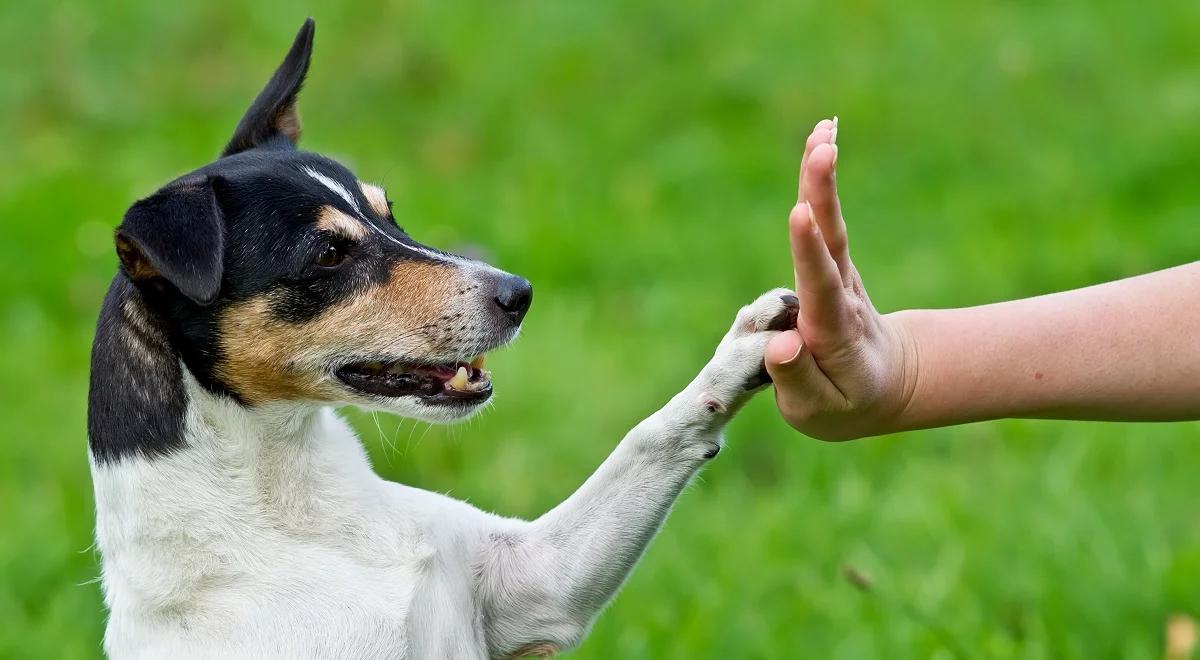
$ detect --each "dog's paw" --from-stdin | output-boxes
[696,288,798,414]
[722,287,799,345]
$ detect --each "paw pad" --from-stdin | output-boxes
[698,392,727,415]
[765,294,799,332]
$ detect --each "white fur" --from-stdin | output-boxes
[92,289,792,659]
[303,166,364,216]
[301,166,478,269]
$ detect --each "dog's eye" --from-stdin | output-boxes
[315,244,346,268]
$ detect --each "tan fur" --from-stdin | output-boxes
[115,235,160,281]
[359,182,390,218]
[316,205,367,240]
[217,260,463,404]
[274,106,302,144]
[507,642,559,658]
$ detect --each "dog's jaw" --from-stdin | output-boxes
[348,391,494,424]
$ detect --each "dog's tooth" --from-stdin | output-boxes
[470,355,486,370]
[385,363,406,375]
[448,366,469,390]
[364,361,384,373]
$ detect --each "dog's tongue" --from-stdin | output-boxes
[402,356,489,393]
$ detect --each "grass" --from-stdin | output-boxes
[1,0,1199,657]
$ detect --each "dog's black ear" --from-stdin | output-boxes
[115,177,225,305]
[221,18,315,157]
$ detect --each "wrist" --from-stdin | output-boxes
[880,309,925,434]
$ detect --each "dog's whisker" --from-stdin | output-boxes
[76,574,103,587]
[369,411,396,467]
[403,417,421,457]
[396,422,410,458]
[414,421,434,450]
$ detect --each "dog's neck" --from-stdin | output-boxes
[88,278,386,587]
[91,375,377,534]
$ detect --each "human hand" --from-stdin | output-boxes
[764,119,918,440]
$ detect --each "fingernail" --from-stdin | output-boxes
[780,333,805,365]
[781,343,804,365]
[829,116,839,145]
[831,143,839,166]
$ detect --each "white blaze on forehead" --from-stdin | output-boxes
[302,166,363,216]
[300,165,487,271]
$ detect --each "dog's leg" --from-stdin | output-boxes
[477,289,798,658]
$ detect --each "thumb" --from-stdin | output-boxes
[764,329,823,392]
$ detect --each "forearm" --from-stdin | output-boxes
[523,388,720,577]
[479,390,721,657]
[891,262,1200,430]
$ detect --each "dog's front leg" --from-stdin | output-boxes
[477,289,797,658]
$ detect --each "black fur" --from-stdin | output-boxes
[116,176,225,305]
[88,277,187,462]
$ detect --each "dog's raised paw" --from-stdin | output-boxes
[725,288,798,342]
[700,287,798,408]
[750,292,799,388]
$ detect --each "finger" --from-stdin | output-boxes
[797,119,835,201]
[802,142,850,272]
[798,122,835,202]
[788,202,845,335]
[763,330,828,405]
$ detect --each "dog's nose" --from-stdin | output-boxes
[493,275,533,325]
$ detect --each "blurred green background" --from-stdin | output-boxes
[2,1,1198,658]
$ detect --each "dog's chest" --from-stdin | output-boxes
[96,463,468,656]
[105,532,437,659]
[222,559,415,656]
[95,409,491,658]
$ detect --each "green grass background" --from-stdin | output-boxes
[2,1,1198,657]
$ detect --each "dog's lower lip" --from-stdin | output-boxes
[335,358,492,403]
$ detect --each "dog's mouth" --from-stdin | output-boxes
[336,354,492,405]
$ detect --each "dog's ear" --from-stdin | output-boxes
[221,18,315,157]
[115,177,225,305]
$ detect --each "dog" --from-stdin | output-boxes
[88,19,797,659]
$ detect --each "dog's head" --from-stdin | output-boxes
[113,19,531,422]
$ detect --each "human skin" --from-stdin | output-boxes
[763,119,1200,441]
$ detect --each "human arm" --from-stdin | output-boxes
[764,119,1200,440]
